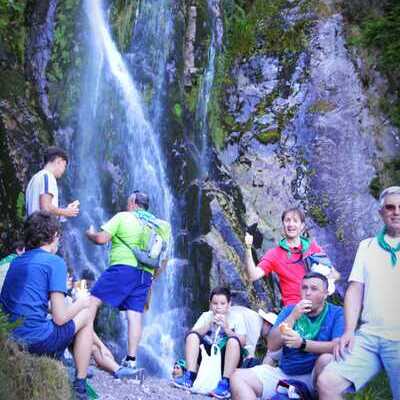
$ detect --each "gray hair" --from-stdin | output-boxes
[379,186,400,208]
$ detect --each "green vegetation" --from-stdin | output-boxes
[173,103,183,120]
[369,157,400,198]
[47,0,81,83]
[309,204,329,226]
[223,0,314,67]
[16,192,25,223]
[110,0,138,52]
[309,99,336,113]
[0,0,27,62]
[343,1,400,129]
[0,309,71,400]
[346,372,391,399]
[256,129,280,144]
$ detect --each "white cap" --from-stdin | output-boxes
[258,309,278,325]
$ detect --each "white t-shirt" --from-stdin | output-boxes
[193,309,247,338]
[231,305,263,356]
[25,169,58,216]
[349,237,400,340]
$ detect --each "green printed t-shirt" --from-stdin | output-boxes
[101,211,144,270]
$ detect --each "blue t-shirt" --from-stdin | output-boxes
[0,248,67,345]
[275,303,344,375]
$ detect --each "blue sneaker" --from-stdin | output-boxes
[114,366,137,379]
[172,370,193,389]
[210,378,231,399]
[73,378,88,400]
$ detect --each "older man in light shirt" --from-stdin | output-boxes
[318,186,400,400]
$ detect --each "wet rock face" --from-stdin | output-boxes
[206,10,399,303]
[25,0,58,121]
[296,14,388,280]
[0,96,51,252]
[227,56,279,125]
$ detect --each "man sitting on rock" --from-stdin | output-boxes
[230,272,344,400]
[173,286,247,399]
[0,211,93,400]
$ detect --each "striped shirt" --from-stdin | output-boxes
[25,169,58,216]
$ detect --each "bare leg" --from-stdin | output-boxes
[317,366,352,400]
[231,369,263,400]
[88,295,102,323]
[185,332,201,372]
[92,331,119,373]
[313,353,334,383]
[222,338,241,378]
[72,309,93,379]
[126,310,142,357]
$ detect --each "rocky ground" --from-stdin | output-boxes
[89,368,209,400]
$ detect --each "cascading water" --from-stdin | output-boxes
[188,0,223,284]
[195,0,223,177]
[59,0,180,376]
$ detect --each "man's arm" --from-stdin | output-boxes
[39,193,79,218]
[50,292,90,326]
[244,233,265,282]
[336,281,364,359]
[267,300,312,351]
[86,227,112,245]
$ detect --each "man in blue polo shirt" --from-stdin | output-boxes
[231,272,344,400]
[0,212,92,400]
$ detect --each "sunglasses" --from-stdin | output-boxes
[384,204,400,212]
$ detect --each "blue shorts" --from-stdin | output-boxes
[28,320,75,359]
[91,264,152,313]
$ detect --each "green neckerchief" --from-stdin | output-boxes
[279,236,311,258]
[294,303,329,340]
[134,209,157,225]
[377,227,400,267]
[0,253,17,266]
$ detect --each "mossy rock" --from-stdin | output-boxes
[308,99,336,114]
[309,205,329,226]
[369,157,400,199]
[0,333,71,400]
[256,130,281,144]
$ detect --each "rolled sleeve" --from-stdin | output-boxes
[348,240,368,284]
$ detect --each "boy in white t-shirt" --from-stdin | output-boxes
[173,287,247,399]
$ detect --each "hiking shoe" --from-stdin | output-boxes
[173,370,193,389]
[114,366,138,379]
[121,358,137,370]
[210,378,231,399]
[73,378,88,400]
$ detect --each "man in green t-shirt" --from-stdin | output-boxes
[86,191,171,376]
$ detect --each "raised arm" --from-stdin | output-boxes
[244,233,265,282]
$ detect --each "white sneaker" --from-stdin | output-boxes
[121,358,137,370]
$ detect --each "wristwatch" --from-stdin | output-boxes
[299,337,307,351]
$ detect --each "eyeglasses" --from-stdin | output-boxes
[383,204,400,212]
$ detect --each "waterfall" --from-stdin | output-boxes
[60,0,180,376]
[195,0,223,176]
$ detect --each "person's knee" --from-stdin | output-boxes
[317,368,342,394]
[315,353,334,371]
[226,336,241,351]
[231,369,245,389]
[186,331,201,344]
[73,308,91,332]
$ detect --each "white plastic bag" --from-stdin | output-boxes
[191,343,221,394]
